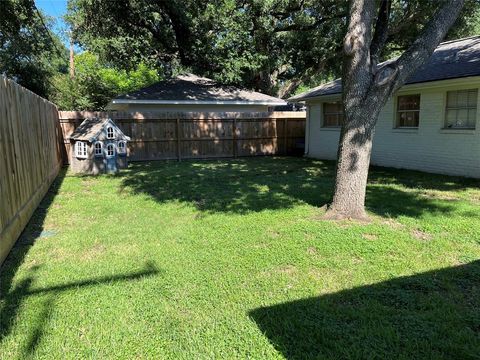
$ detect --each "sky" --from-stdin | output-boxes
[35,0,77,50]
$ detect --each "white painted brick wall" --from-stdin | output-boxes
[305,80,480,178]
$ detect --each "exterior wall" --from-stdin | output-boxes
[70,141,128,175]
[108,103,271,113]
[305,77,480,178]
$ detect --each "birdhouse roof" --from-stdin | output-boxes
[69,118,130,142]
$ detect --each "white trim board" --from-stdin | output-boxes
[110,99,287,106]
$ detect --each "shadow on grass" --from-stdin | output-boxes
[120,157,477,217]
[0,170,161,357]
[250,260,480,359]
[0,171,66,346]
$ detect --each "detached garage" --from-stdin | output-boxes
[107,74,286,113]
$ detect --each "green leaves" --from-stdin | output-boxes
[51,52,161,110]
[65,0,480,98]
[0,0,67,98]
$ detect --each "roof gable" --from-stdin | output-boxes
[290,36,480,102]
[70,118,130,142]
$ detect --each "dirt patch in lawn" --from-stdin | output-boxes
[420,190,460,202]
[382,218,405,229]
[411,229,432,241]
[80,243,107,261]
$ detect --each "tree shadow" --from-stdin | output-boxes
[120,158,477,218]
[249,260,480,360]
[0,169,66,329]
[0,169,161,357]
[0,258,160,358]
[120,157,334,213]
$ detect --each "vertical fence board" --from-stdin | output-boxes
[59,111,306,163]
[0,77,63,266]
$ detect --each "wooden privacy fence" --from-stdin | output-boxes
[0,77,64,265]
[59,111,306,162]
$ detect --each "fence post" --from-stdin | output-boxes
[233,118,237,158]
[283,118,288,155]
[176,118,181,161]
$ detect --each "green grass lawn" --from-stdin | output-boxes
[1,157,479,359]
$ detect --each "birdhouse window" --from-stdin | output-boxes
[107,126,114,139]
[118,140,126,154]
[75,141,87,159]
[94,142,103,157]
[106,143,115,158]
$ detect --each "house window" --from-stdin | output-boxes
[323,102,344,127]
[107,126,114,139]
[94,142,103,157]
[106,143,115,158]
[445,89,478,129]
[396,94,420,128]
[75,141,87,159]
[117,141,126,154]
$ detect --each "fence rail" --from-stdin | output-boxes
[0,77,64,265]
[59,111,306,162]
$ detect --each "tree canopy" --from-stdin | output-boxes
[67,0,480,97]
[1,0,479,105]
[0,0,67,98]
[51,52,161,110]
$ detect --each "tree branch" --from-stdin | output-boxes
[384,0,466,94]
[370,0,391,68]
[273,13,347,33]
[342,0,378,108]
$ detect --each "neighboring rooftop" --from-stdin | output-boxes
[290,36,480,102]
[112,74,286,105]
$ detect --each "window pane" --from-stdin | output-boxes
[467,108,477,127]
[457,109,469,127]
[323,102,343,127]
[398,95,420,111]
[397,110,419,127]
[445,89,477,128]
[445,109,456,127]
[413,111,419,127]
[468,89,478,107]
[456,90,468,107]
[324,103,341,113]
[447,91,456,107]
[398,112,406,127]
[324,114,338,126]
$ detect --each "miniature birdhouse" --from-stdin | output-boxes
[69,118,130,174]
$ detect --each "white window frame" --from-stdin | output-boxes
[117,140,126,154]
[75,141,87,159]
[396,94,421,128]
[106,143,116,158]
[94,141,103,157]
[445,89,478,129]
[107,126,115,139]
[322,102,344,128]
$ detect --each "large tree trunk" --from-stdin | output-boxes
[328,110,378,220]
[325,0,465,220]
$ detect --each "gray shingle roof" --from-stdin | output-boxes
[290,36,480,102]
[112,74,286,105]
[70,118,129,142]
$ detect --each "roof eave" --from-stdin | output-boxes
[110,99,287,106]
[289,93,342,102]
[290,74,480,102]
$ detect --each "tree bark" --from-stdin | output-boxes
[325,0,465,220]
[327,108,380,220]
